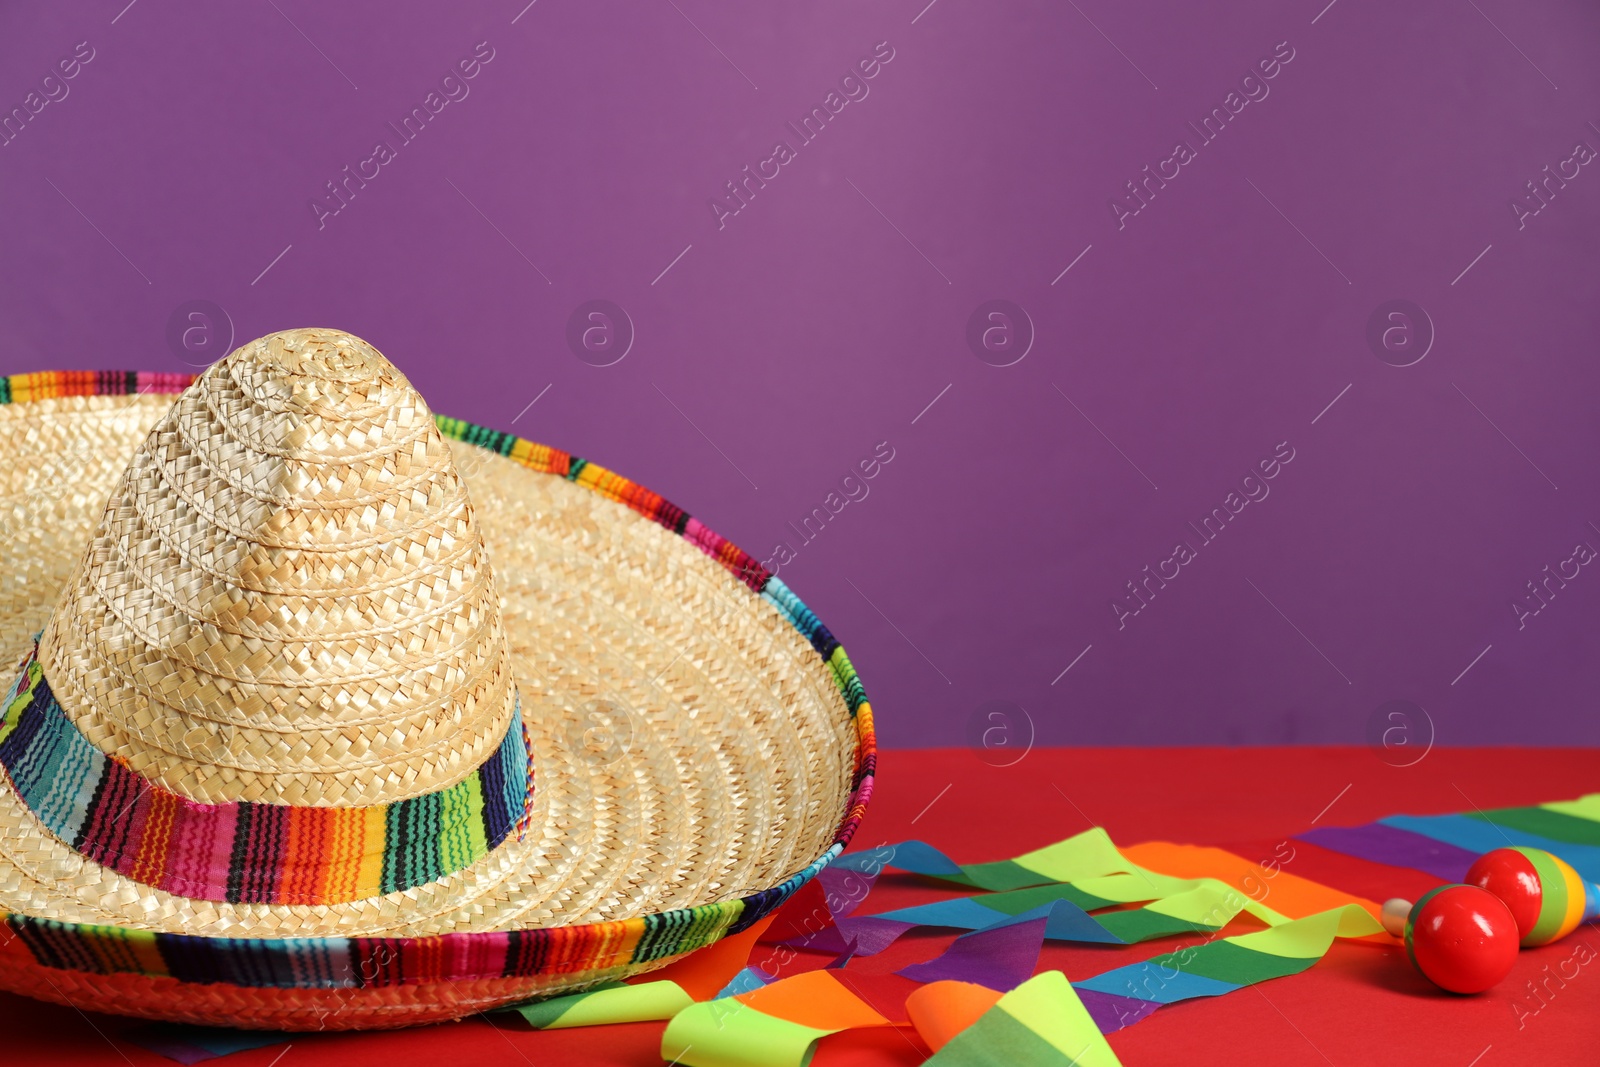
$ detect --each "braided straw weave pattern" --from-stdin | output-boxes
[0,338,871,1028]
[39,333,519,807]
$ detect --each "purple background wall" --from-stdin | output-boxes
[2,1,1597,750]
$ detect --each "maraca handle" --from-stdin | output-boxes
[1381,897,1411,938]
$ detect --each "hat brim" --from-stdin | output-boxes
[0,373,874,1028]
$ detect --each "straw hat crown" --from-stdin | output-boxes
[37,328,520,806]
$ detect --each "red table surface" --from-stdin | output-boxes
[6,747,1599,1067]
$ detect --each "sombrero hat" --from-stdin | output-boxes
[0,328,873,1029]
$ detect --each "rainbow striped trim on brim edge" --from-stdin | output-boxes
[0,372,876,990]
[0,639,536,907]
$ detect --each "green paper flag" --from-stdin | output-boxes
[660,969,892,1067]
[1543,793,1600,825]
[960,829,1139,891]
[1077,904,1386,1010]
[509,980,693,1029]
[662,1000,834,1067]
[926,971,1122,1067]
[1012,831,1138,885]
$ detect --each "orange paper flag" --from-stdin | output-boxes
[647,915,776,1000]
[1123,842,1382,921]
[735,968,893,1029]
[905,981,1003,1052]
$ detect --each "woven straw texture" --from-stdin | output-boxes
[0,335,873,1028]
[39,334,520,807]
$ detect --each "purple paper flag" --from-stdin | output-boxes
[814,862,884,922]
[896,915,1047,991]
[1076,988,1163,1034]
[789,915,916,956]
[1298,823,1478,882]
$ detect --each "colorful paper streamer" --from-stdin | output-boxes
[924,971,1121,1067]
[515,797,1600,1061]
[896,913,1047,990]
[661,969,894,1067]
[1298,822,1478,882]
[831,828,1136,891]
[509,980,693,1029]
[904,981,1002,1053]
[122,792,1600,1067]
[1382,814,1600,880]
[800,837,1296,961]
[1299,794,1600,886]
[1075,905,1385,1031]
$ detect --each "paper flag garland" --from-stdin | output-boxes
[126,791,1600,1067]
[1299,823,1478,882]
[923,972,1121,1067]
[661,966,1128,1067]
[1117,843,1381,920]
[793,872,1291,960]
[904,981,1002,1053]
[1386,815,1600,879]
[763,858,889,944]
[1300,799,1600,886]
[651,914,778,999]
[510,980,694,1029]
[715,965,775,998]
[830,828,1137,891]
[1075,905,1385,1032]
[1539,794,1600,831]
[525,827,1393,1064]
[896,913,1047,989]
[661,969,895,1067]
[790,886,1116,957]
[1468,804,1600,845]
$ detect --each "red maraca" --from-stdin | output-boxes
[1380,885,1519,994]
[1464,847,1596,947]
